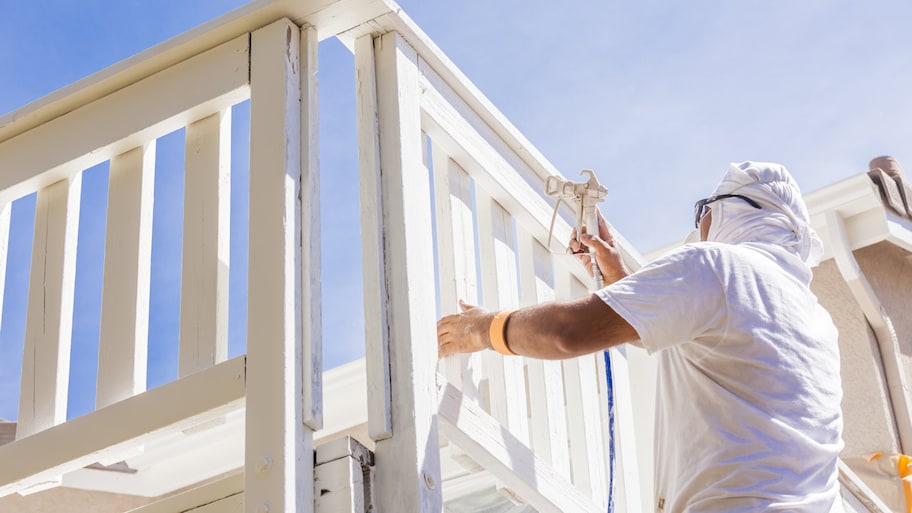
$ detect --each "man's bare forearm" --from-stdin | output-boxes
[503,294,639,358]
[437,294,639,359]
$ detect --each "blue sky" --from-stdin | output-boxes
[1,0,910,421]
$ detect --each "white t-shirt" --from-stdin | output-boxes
[597,241,843,513]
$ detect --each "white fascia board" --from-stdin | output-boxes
[807,172,912,261]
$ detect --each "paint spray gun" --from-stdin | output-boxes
[545,170,609,289]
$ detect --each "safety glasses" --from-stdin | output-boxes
[693,194,762,228]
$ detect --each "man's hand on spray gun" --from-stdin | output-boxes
[567,208,631,286]
[545,169,629,287]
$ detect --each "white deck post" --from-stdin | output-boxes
[179,110,231,378]
[356,31,442,512]
[97,144,155,408]
[247,18,313,513]
[17,175,81,440]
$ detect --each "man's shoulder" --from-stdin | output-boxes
[655,241,728,264]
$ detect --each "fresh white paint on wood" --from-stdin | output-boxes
[354,33,392,441]
[97,144,155,409]
[431,147,481,400]
[416,60,591,288]
[554,268,608,499]
[366,30,442,512]
[561,357,593,495]
[438,378,604,513]
[179,111,231,378]
[300,24,323,431]
[576,353,608,506]
[17,176,82,440]
[0,203,12,334]
[0,356,245,497]
[0,35,250,205]
[247,19,313,513]
[516,226,571,478]
[474,188,529,445]
[604,346,644,512]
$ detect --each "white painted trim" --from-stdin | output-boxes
[826,210,912,454]
[17,176,81,439]
[0,35,250,205]
[247,19,313,513]
[438,378,604,513]
[0,356,246,498]
[354,33,393,442]
[368,30,442,512]
[179,111,231,378]
[300,24,324,431]
[97,144,155,408]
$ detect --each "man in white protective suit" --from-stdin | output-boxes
[437,161,844,513]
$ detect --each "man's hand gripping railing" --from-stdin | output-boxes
[545,169,609,289]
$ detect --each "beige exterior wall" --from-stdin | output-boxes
[813,259,900,457]
[812,258,903,509]
[856,242,912,397]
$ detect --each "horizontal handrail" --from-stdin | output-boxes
[0,356,246,498]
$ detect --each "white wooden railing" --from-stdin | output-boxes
[0,16,322,513]
[0,1,646,512]
[350,15,643,512]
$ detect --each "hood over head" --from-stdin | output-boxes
[706,161,823,267]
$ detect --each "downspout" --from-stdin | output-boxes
[826,210,912,453]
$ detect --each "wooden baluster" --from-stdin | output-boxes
[475,188,529,443]
[178,110,231,378]
[516,226,571,479]
[96,145,155,409]
[431,146,481,400]
[18,175,81,440]
[555,271,608,500]
[247,18,313,513]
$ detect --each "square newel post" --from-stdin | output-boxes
[248,18,321,513]
[356,31,443,512]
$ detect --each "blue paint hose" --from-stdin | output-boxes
[604,350,616,513]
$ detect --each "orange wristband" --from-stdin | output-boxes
[489,310,518,356]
